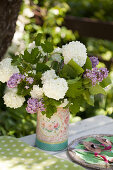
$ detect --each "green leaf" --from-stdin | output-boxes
[22,48,39,64]
[22,50,30,62]
[100,76,111,88]
[83,56,92,70]
[17,65,25,74]
[68,59,84,76]
[83,90,94,106]
[66,80,83,98]
[41,41,53,53]
[83,78,91,85]
[31,48,39,58]
[36,63,50,73]
[51,61,60,73]
[83,78,92,89]
[11,55,22,66]
[35,33,42,46]
[42,104,57,118]
[69,99,80,115]
[17,82,31,96]
[89,84,106,95]
[67,77,81,84]
[43,96,61,107]
[34,72,42,85]
[18,62,32,74]
[60,64,77,79]
[43,96,61,118]
[42,96,61,118]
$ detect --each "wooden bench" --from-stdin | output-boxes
[64,16,113,41]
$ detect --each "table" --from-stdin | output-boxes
[19,115,113,165]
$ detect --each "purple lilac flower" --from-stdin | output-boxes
[7,73,34,88]
[90,56,99,68]
[99,68,109,79]
[7,73,23,88]
[21,75,26,80]
[26,98,45,114]
[26,77,34,84]
[84,67,109,86]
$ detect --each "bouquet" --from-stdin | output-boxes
[0,34,111,118]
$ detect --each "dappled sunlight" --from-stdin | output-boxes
[31,159,59,169]
[0,136,77,170]
[0,157,58,170]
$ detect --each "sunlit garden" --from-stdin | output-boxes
[1,1,113,169]
[1,0,113,138]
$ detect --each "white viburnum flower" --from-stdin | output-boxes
[41,69,58,84]
[51,53,61,62]
[30,85,43,99]
[0,58,19,83]
[3,88,25,109]
[62,41,87,67]
[27,41,36,53]
[43,78,68,100]
[53,47,62,53]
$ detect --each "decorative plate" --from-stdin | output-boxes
[68,134,113,170]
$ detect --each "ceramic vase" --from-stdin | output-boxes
[35,107,70,151]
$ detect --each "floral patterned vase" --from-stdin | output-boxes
[36,107,70,151]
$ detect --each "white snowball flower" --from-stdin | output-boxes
[27,41,35,53]
[30,85,43,99]
[43,78,68,100]
[51,53,61,62]
[41,69,57,84]
[0,58,19,83]
[3,88,25,109]
[62,41,87,67]
[53,47,62,53]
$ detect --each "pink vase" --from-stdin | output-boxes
[36,107,70,151]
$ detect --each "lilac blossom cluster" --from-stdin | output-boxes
[26,98,45,114]
[26,77,34,84]
[84,67,109,86]
[7,73,25,88]
[90,56,99,68]
[7,73,34,88]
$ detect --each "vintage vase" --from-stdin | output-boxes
[36,107,70,151]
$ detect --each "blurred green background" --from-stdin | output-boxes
[1,0,113,137]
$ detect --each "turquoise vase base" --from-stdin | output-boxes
[35,138,68,151]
